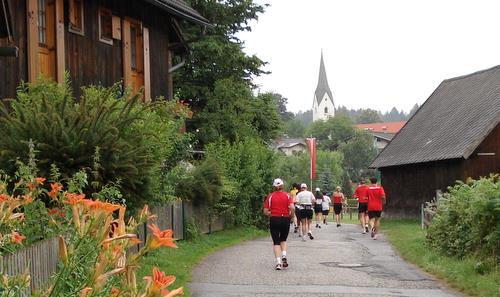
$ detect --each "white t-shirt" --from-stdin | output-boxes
[322,195,331,210]
[296,190,315,205]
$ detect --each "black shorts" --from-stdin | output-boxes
[333,203,342,214]
[322,209,329,216]
[300,208,313,220]
[314,205,322,214]
[368,211,382,219]
[269,216,291,245]
[358,202,368,213]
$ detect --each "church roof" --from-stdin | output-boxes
[314,52,334,106]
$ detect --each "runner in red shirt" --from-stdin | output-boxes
[263,178,294,270]
[354,180,370,234]
[367,177,386,240]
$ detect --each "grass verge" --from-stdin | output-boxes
[382,219,500,297]
[138,226,267,296]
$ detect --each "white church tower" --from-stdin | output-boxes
[312,52,335,122]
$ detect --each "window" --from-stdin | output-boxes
[98,8,112,44]
[324,107,328,114]
[69,0,84,35]
[38,0,47,45]
[130,26,137,70]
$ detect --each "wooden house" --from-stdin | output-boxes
[0,0,210,101]
[370,66,500,217]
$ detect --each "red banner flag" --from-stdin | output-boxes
[306,138,317,180]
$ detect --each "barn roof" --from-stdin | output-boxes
[370,65,500,168]
[144,0,211,27]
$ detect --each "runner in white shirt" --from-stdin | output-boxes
[295,183,316,241]
[321,192,331,225]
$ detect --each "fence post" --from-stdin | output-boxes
[421,203,424,229]
[182,200,186,240]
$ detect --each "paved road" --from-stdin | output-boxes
[189,223,462,297]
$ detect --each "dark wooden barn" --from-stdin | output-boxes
[0,0,210,101]
[370,65,500,217]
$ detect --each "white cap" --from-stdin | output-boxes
[315,187,320,192]
[300,183,307,189]
[273,178,284,187]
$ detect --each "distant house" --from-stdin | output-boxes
[370,66,500,217]
[273,138,307,156]
[0,0,210,101]
[355,121,406,151]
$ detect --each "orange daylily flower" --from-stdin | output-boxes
[144,267,175,293]
[35,177,46,185]
[65,193,86,205]
[22,194,33,204]
[0,193,10,202]
[27,182,35,191]
[147,224,177,249]
[81,199,120,213]
[11,231,26,244]
[48,183,63,198]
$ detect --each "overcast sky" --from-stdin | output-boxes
[237,0,500,114]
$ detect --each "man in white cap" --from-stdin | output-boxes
[295,183,316,241]
[263,178,295,270]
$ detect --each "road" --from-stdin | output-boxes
[189,222,462,297]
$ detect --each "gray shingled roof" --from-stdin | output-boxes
[143,0,211,26]
[370,65,500,168]
[314,52,334,106]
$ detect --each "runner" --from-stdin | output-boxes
[314,188,323,228]
[295,183,315,241]
[263,178,295,270]
[354,179,370,233]
[322,191,331,225]
[367,177,386,240]
[289,183,300,233]
[332,186,345,227]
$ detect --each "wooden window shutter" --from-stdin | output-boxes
[122,18,131,90]
[27,0,39,82]
[55,0,65,83]
[143,27,150,102]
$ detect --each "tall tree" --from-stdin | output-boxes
[355,109,382,124]
[272,93,294,121]
[174,1,270,145]
[306,116,355,150]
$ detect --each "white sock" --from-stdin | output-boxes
[282,251,287,258]
[276,257,282,264]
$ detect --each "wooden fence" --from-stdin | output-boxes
[0,199,223,293]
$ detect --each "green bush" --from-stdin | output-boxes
[204,138,279,228]
[427,175,500,266]
[0,79,189,209]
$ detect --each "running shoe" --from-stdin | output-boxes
[308,232,314,240]
[336,224,341,227]
[282,257,288,268]
[318,225,321,229]
[373,234,378,240]
[275,263,282,270]
[371,227,375,238]
[365,226,369,233]
[294,226,298,233]
[301,236,306,242]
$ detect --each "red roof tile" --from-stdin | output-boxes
[354,121,406,134]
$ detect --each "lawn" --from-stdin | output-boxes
[382,219,500,297]
[138,226,267,296]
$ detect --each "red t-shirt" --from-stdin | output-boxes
[263,191,293,217]
[367,185,386,211]
[354,185,369,203]
[332,192,343,204]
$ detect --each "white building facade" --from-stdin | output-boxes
[312,53,335,122]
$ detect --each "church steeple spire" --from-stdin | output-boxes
[315,51,334,107]
[312,51,335,122]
